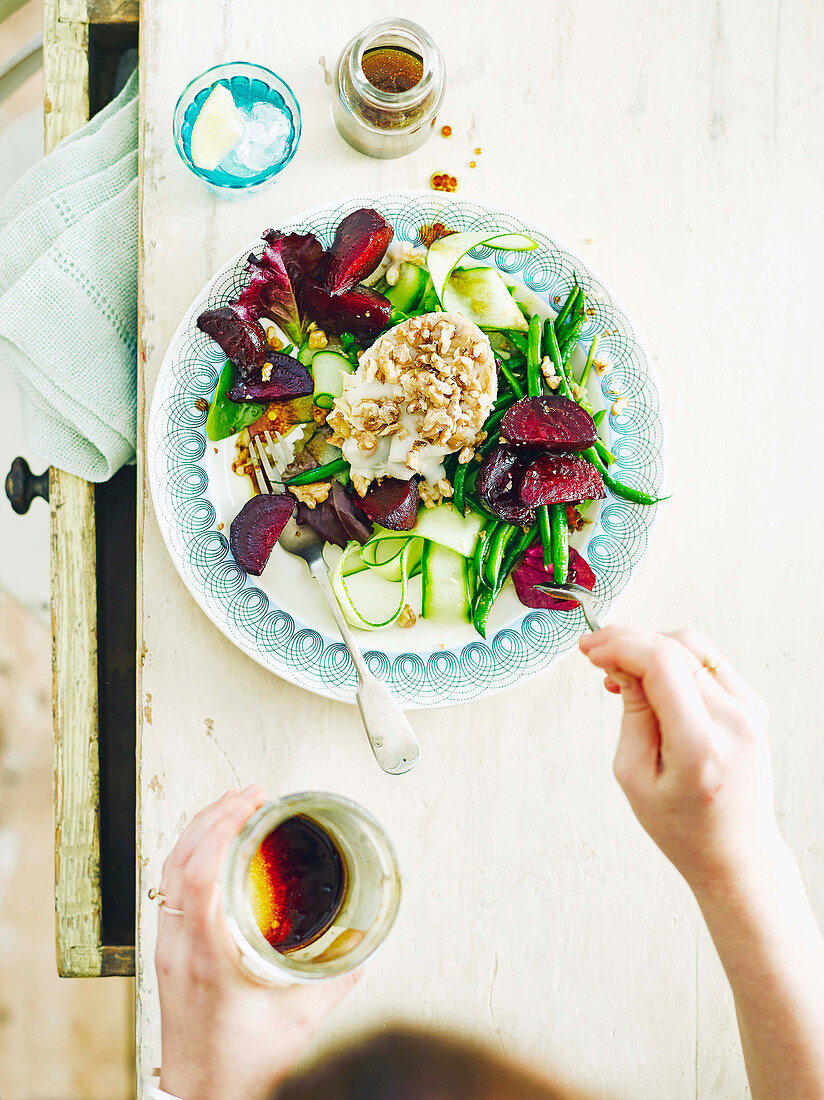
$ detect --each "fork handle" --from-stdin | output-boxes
[309,559,421,775]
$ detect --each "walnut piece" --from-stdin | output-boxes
[397,604,417,628]
[419,478,454,508]
[290,482,331,508]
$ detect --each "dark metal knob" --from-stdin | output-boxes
[5,457,49,514]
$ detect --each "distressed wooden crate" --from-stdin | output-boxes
[45,0,138,979]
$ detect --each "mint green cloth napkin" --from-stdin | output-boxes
[0,68,138,481]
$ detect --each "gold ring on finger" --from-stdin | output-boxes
[695,654,728,677]
[148,887,185,916]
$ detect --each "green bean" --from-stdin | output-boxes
[500,523,537,577]
[473,523,492,584]
[484,523,516,589]
[553,283,579,334]
[526,314,543,398]
[452,461,469,515]
[558,312,585,367]
[473,521,497,589]
[556,289,585,349]
[544,324,621,472]
[595,439,617,465]
[592,409,606,427]
[493,390,519,413]
[477,400,519,458]
[549,502,569,583]
[283,457,349,486]
[472,525,538,638]
[498,359,524,399]
[579,335,598,387]
[537,505,552,569]
[545,317,567,390]
[583,448,663,505]
[472,586,497,638]
[483,406,508,435]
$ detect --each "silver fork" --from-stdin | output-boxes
[248,434,421,775]
[534,581,603,632]
[247,429,296,494]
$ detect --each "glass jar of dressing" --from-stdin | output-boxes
[223,792,401,984]
[333,18,446,159]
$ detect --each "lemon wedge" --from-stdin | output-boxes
[190,83,242,171]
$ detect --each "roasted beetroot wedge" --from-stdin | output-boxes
[513,545,596,611]
[520,454,606,508]
[230,493,295,576]
[359,477,419,531]
[298,278,392,336]
[502,396,597,452]
[325,209,394,295]
[228,352,313,403]
[476,445,533,525]
[328,482,373,543]
[196,307,267,374]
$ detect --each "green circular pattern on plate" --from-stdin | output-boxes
[148,191,664,706]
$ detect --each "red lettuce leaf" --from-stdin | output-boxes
[233,230,325,343]
[295,483,372,549]
[513,545,596,611]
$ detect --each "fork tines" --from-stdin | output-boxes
[248,430,290,495]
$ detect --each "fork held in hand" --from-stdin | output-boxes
[534,581,603,632]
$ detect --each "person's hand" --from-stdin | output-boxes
[155,787,360,1100]
[579,626,784,895]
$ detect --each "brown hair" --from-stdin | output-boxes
[274,1026,583,1100]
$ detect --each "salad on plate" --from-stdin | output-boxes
[195,208,661,638]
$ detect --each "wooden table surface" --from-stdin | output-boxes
[137,2,824,1095]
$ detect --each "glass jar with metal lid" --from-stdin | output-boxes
[333,18,447,158]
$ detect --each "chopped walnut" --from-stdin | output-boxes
[311,405,329,425]
[397,604,417,628]
[265,328,283,350]
[458,446,474,464]
[611,397,629,416]
[352,473,370,498]
[290,482,332,508]
[419,478,454,508]
[261,362,273,382]
[594,359,612,376]
[307,329,328,350]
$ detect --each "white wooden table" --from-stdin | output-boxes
[137,2,824,1095]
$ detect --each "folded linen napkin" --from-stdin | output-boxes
[0,67,138,481]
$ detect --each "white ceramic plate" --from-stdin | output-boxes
[148,191,664,707]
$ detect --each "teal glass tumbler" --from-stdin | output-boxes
[173,62,301,195]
